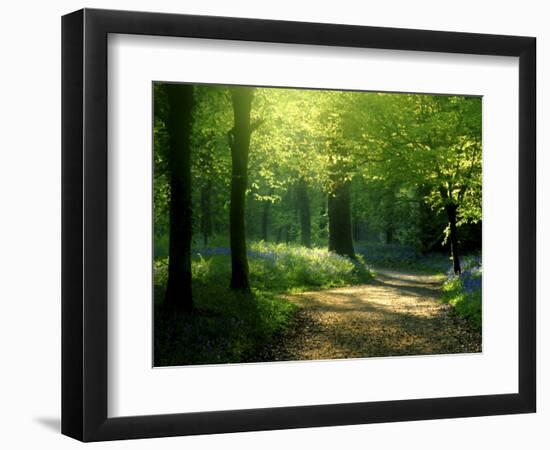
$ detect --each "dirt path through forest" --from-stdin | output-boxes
[267,268,481,361]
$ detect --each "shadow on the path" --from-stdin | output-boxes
[369,277,441,300]
[277,268,481,360]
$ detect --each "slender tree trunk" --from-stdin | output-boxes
[385,225,394,244]
[228,88,255,292]
[164,84,194,313]
[328,180,356,259]
[383,187,396,244]
[261,202,270,242]
[418,184,443,253]
[295,179,311,248]
[261,188,273,242]
[445,202,461,274]
[200,179,212,247]
[284,224,291,244]
[319,199,328,239]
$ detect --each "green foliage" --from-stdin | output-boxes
[154,232,169,259]
[441,272,482,331]
[248,241,373,291]
[154,242,373,365]
[355,93,482,229]
[355,242,450,272]
[154,83,482,258]
[153,82,482,364]
[154,286,296,366]
[155,241,373,294]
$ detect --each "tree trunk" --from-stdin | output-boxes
[200,179,212,247]
[319,199,328,239]
[164,84,194,313]
[261,202,270,242]
[295,179,311,248]
[385,225,394,244]
[328,180,356,259]
[418,184,444,253]
[276,226,283,243]
[261,188,273,242]
[228,88,255,292]
[445,202,461,274]
[383,187,396,244]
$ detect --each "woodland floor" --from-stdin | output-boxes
[261,268,481,361]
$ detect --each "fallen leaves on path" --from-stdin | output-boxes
[264,268,481,362]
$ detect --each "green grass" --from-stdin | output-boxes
[441,276,482,331]
[154,241,373,366]
[154,286,297,366]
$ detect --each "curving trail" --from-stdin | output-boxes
[268,268,481,361]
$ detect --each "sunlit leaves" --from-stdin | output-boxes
[154,82,481,251]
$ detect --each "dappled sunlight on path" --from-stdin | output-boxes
[269,268,481,361]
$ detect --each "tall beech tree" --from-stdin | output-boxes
[321,93,358,259]
[328,179,356,258]
[228,87,258,291]
[445,202,461,273]
[164,84,194,312]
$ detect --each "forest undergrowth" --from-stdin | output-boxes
[154,241,373,366]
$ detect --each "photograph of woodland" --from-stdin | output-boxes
[153,83,482,367]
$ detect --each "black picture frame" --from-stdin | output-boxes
[61,8,536,442]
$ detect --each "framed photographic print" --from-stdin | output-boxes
[61,8,536,442]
